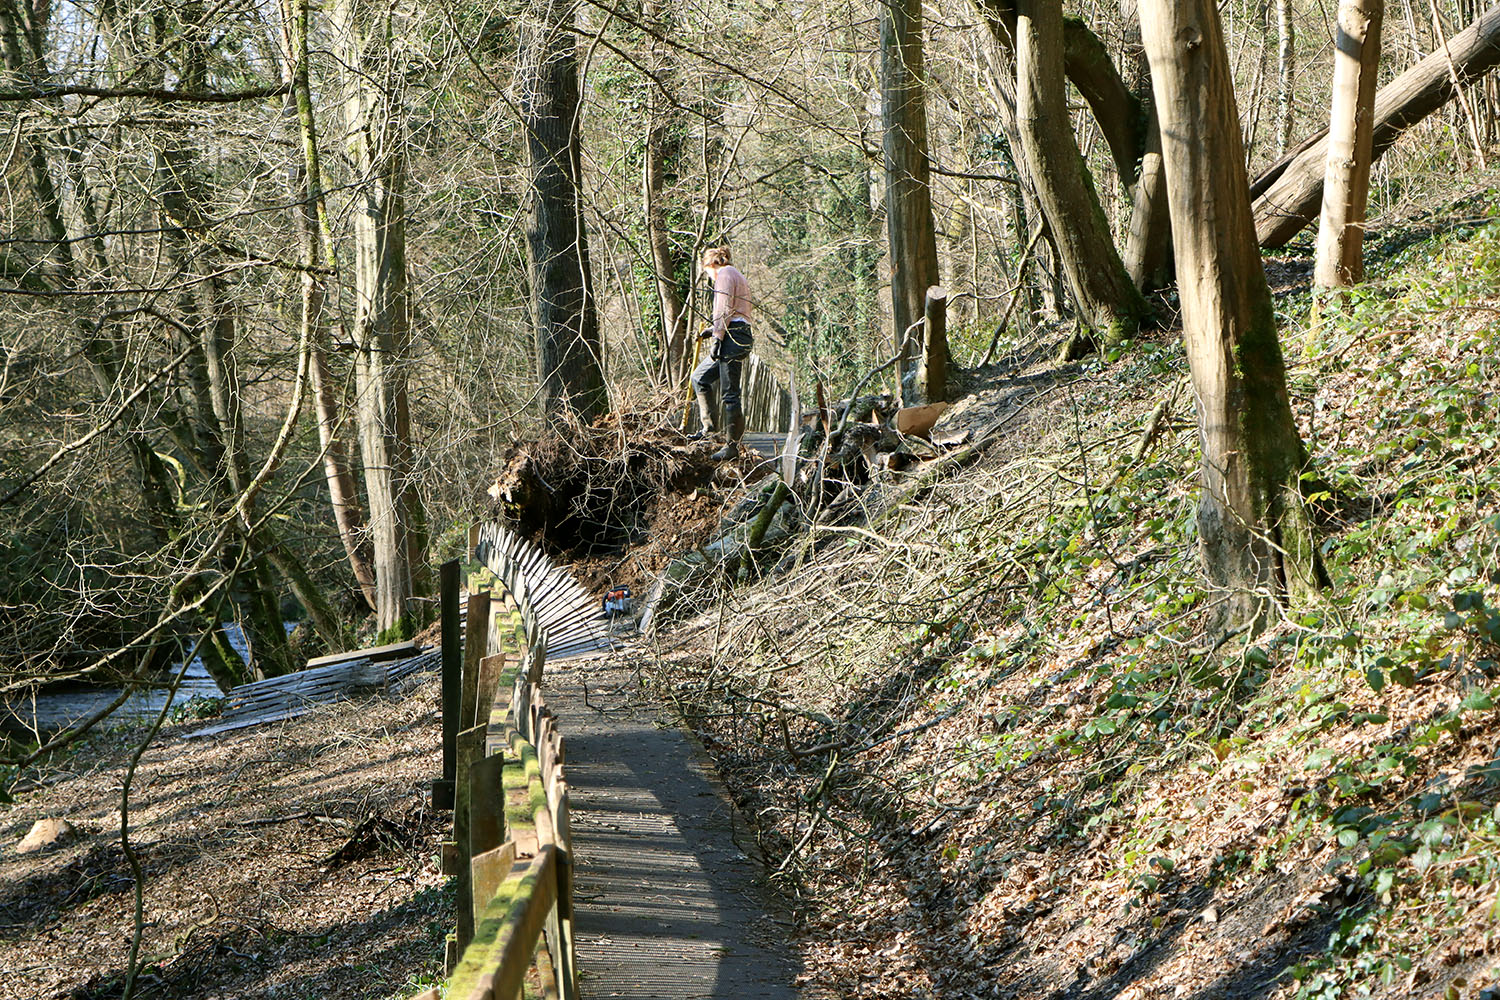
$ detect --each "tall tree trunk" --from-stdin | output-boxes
[1124,104,1173,290]
[880,0,942,398]
[1139,0,1327,631]
[521,0,608,423]
[284,0,378,613]
[1277,0,1296,152]
[1315,0,1385,288]
[641,0,690,383]
[1013,0,1146,348]
[331,0,427,639]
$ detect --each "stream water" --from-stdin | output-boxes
[2,623,275,737]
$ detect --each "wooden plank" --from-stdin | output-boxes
[454,723,486,956]
[474,652,506,737]
[449,846,558,1000]
[536,910,563,1000]
[460,591,492,731]
[470,840,517,927]
[304,639,418,669]
[470,752,505,859]
[439,559,462,810]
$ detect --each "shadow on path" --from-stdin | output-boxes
[550,660,803,1000]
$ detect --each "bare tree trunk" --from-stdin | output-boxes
[521,0,608,423]
[880,0,942,398]
[284,0,378,613]
[1255,4,1500,247]
[1140,0,1327,631]
[1013,0,1146,347]
[641,0,690,383]
[1277,0,1296,152]
[331,0,427,639]
[1124,103,1173,290]
[1315,0,1385,287]
[917,286,948,402]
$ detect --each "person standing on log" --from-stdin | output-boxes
[688,246,755,460]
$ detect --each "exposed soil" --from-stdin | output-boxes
[0,679,448,1000]
[489,410,768,599]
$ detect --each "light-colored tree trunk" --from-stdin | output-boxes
[283,0,378,613]
[1315,0,1385,288]
[880,0,942,398]
[641,0,690,384]
[1139,0,1327,631]
[1124,103,1173,291]
[331,0,427,639]
[1013,0,1146,348]
[521,0,609,423]
[1277,0,1296,153]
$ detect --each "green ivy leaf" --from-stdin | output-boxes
[1460,687,1495,712]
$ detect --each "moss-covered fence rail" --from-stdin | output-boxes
[422,521,588,1000]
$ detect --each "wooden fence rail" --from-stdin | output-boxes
[426,522,584,1000]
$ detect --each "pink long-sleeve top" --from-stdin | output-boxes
[710,265,753,337]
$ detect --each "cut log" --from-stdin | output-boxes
[895,402,951,438]
[1255,5,1500,248]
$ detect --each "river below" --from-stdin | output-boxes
[2,623,279,737]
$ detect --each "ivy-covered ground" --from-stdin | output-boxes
[648,196,1500,999]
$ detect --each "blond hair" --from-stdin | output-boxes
[700,246,731,269]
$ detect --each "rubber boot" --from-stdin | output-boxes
[687,391,717,441]
[711,412,744,461]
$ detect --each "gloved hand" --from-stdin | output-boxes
[708,336,721,361]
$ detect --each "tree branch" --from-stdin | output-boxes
[0,83,289,103]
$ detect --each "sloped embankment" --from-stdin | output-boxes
[648,216,1500,999]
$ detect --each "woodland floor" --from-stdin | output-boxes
[635,193,1500,999]
[0,680,449,1000]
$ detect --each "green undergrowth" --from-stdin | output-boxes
[664,204,1500,998]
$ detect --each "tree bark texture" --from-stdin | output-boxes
[1277,0,1296,153]
[1124,101,1173,290]
[641,0,690,384]
[1255,5,1500,247]
[1013,0,1145,343]
[332,0,426,638]
[1315,0,1384,287]
[880,0,942,394]
[522,0,608,423]
[1139,0,1326,629]
[285,0,378,613]
[917,286,948,403]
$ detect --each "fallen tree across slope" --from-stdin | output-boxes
[1253,4,1500,247]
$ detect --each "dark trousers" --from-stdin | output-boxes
[691,321,752,418]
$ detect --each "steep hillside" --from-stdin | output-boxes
[648,201,1500,1000]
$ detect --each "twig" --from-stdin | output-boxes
[979,225,1046,367]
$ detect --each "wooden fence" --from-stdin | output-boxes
[424,522,591,1000]
[686,351,795,433]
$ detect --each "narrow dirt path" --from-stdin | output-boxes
[546,655,804,1000]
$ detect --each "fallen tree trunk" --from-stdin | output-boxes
[1254,4,1500,248]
